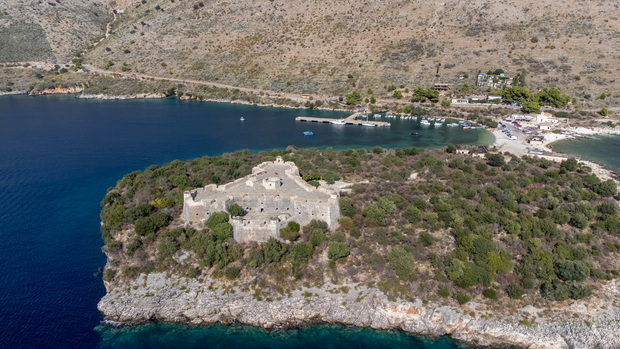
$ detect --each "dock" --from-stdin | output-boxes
[295,112,390,127]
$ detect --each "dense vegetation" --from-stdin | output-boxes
[101,147,620,308]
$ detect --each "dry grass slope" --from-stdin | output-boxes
[82,0,619,99]
[0,0,113,62]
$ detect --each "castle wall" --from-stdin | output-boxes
[230,216,288,242]
[182,156,341,242]
[183,191,206,223]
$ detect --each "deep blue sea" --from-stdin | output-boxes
[0,95,492,348]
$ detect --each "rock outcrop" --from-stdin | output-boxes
[99,274,620,349]
[29,86,84,95]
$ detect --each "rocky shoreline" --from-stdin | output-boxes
[98,273,620,349]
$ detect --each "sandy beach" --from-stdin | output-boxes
[489,125,619,184]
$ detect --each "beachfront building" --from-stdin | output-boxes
[536,112,558,125]
[529,136,545,146]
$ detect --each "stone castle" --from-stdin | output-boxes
[182,156,340,242]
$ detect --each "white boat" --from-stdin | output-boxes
[447,123,459,127]
[420,120,431,125]
[240,117,245,121]
[362,123,376,127]
[330,120,346,125]
[374,114,381,118]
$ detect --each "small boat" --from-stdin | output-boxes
[447,123,459,127]
[420,120,431,125]
[303,131,315,136]
[362,123,376,127]
[330,120,346,125]
[374,114,381,118]
[240,117,245,121]
[410,132,420,136]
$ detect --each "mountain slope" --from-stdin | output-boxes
[0,0,113,63]
[82,0,619,98]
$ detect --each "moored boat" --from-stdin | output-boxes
[330,120,346,125]
[303,131,315,136]
[362,123,376,127]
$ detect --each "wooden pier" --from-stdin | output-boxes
[295,112,390,127]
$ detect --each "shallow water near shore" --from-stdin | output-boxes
[0,95,493,348]
[96,323,473,349]
[549,134,620,173]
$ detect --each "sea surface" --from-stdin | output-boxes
[0,95,492,348]
[550,134,620,172]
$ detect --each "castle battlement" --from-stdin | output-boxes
[182,156,340,242]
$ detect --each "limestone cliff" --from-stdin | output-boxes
[99,273,620,349]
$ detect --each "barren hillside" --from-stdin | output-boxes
[0,0,113,63]
[1,0,618,100]
[82,0,619,98]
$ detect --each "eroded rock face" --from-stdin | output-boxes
[98,274,620,349]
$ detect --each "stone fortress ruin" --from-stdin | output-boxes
[182,156,340,242]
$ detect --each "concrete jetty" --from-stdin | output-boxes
[295,112,391,127]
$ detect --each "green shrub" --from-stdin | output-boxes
[328,242,350,260]
[101,204,127,229]
[103,269,116,282]
[186,267,200,278]
[300,224,323,243]
[556,260,590,282]
[482,288,497,299]
[339,197,356,217]
[402,205,421,223]
[263,237,286,264]
[280,221,301,241]
[438,286,450,297]
[205,211,229,229]
[150,211,170,228]
[303,220,329,234]
[290,243,314,269]
[212,222,233,241]
[567,282,592,300]
[506,284,525,299]
[224,266,241,280]
[135,216,156,236]
[485,153,505,167]
[419,232,434,246]
[227,203,244,217]
[388,246,417,281]
[330,231,346,242]
[454,291,471,305]
[157,236,180,260]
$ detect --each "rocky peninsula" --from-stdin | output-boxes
[98,148,620,349]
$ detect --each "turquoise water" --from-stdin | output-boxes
[96,323,469,349]
[0,95,494,348]
[550,134,620,172]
